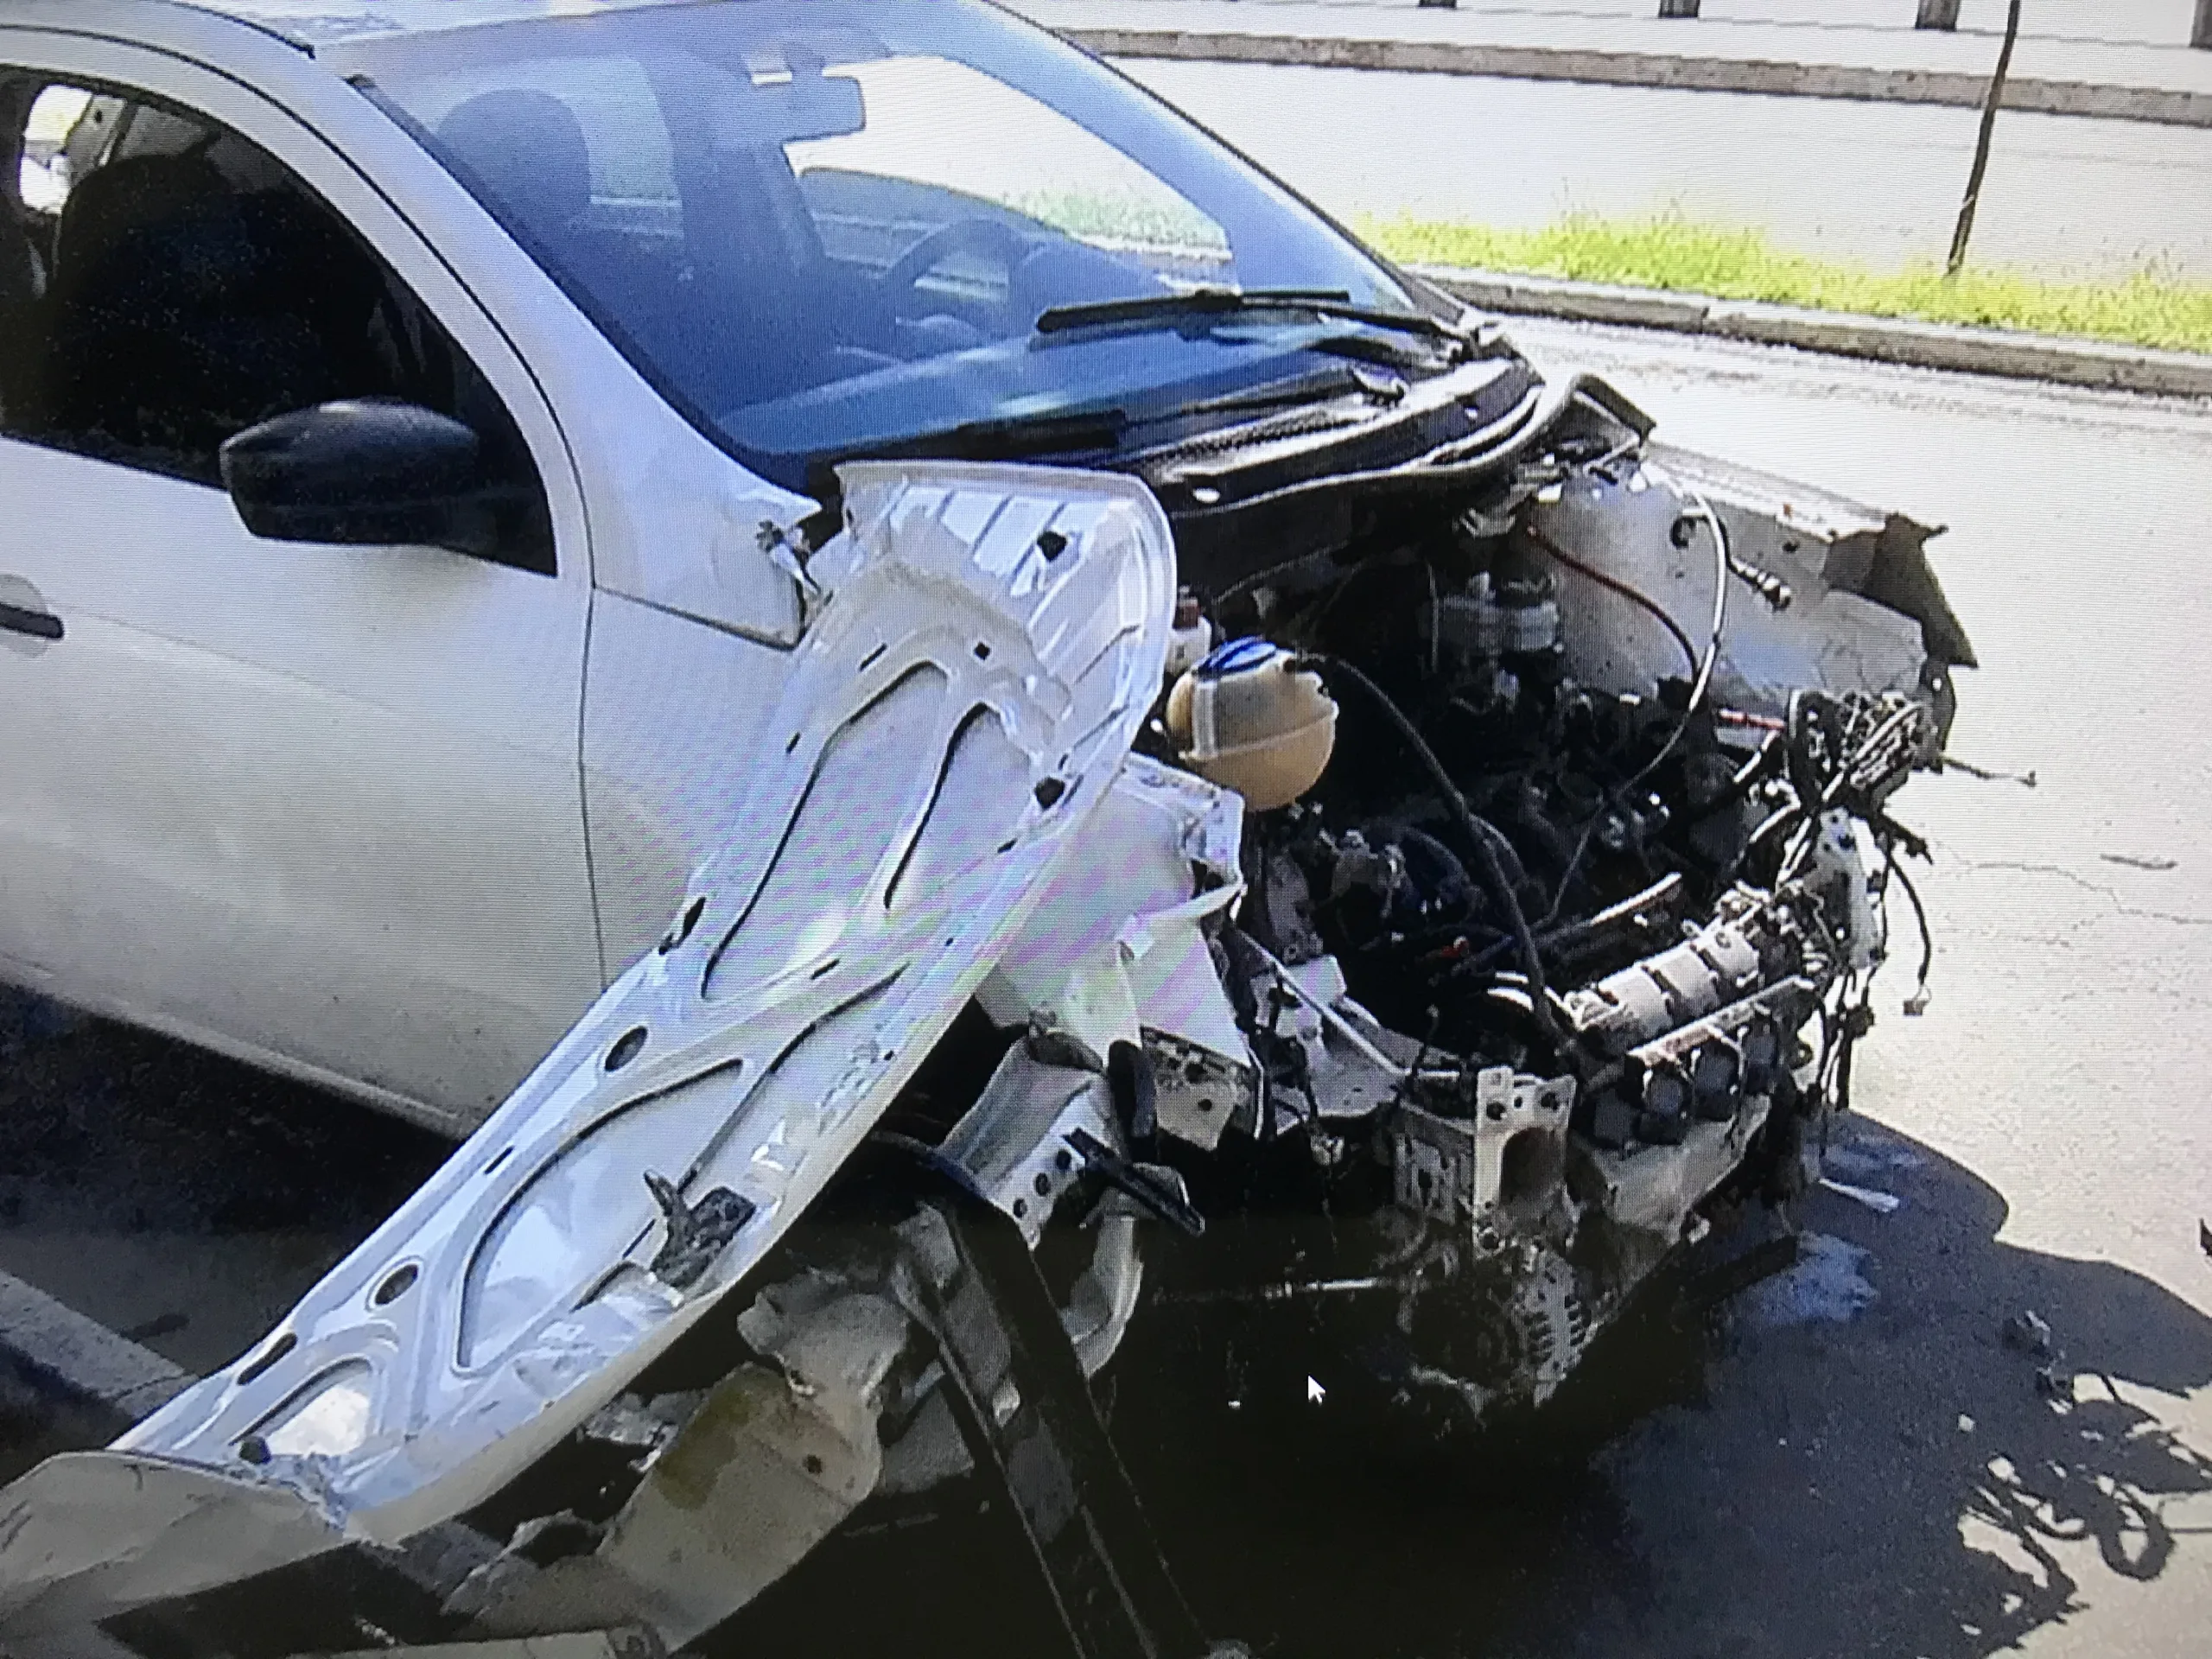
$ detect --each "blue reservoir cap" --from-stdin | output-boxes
[1196,636,1282,679]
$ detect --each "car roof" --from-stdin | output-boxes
[162,0,714,50]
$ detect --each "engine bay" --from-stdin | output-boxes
[1096,390,1969,1430]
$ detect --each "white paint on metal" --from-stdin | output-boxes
[1533,445,1942,718]
[0,461,1174,1634]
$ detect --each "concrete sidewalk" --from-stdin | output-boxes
[1007,0,2212,124]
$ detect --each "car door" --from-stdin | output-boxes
[0,51,602,1133]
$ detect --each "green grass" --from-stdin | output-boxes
[1009,188,1230,253]
[1357,212,2212,357]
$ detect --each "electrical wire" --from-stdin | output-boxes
[1886,849,1935,1014]
[1525,524,1698,678]
[1820,701,1924,810]
[1637,468,1732,775]
[1425,558,1441,678]
[1538,469,1733,922]
[1300,653,1560,1040]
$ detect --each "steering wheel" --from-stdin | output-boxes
[878,216,1035,317]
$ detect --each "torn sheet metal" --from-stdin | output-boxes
[980,756,1253,1150]
[0,461,1174,1632]
[1532,441,1971,731]
[0,1452,346,1641]
[454,1296,911,1645]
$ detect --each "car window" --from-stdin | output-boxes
[785,56,1230,284]
[0,73,555,575]
[16,85,110,216]
[340,0,1421,493]
[374,52,682,245]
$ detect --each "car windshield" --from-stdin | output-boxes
[335,0,1428,490]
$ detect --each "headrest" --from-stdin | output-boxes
[437,88,592,241]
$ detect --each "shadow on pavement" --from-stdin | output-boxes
[736,1117,2212,1659]
[0,986,451,1389]
[1512,1114,2212,1659]
[1,985,2204,1659]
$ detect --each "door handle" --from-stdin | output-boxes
[0,598,62,641]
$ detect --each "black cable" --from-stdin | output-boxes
[1541,474,1735,921]
[1300,653,1559,1040]
[1887,850,1935,1014]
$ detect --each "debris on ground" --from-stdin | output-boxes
[2001,1309,2055,1358]
[1820,1177,1904,1215]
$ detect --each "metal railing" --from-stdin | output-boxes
[1638,1,2210,49]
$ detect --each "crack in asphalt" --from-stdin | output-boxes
[1940,855,2212,931]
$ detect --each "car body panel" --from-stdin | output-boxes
[0,22,608,1128]
[0,442,601,1130]
[82,461,1171,1574]
[577,590,805,982]
[0,1452,348,1645]
[171,0,721,50]
[0,5,836,1122]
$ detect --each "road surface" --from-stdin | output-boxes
[3,327,2211,1657]
[1113,55,2212,281]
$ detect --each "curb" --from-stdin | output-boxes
[1065,28,2212,129]
[1411,265,2212,398]
[0,1268,194,1431]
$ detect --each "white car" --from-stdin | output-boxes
[0,0,1422,1134]
[0,3,1972,1654]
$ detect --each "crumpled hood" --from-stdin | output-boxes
[0,459,1178,1639]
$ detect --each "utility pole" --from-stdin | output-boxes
[2193,0,2212,51]
[1947,0,2023,276]
[1658,1,1702,16]
[1916,0,1962,29]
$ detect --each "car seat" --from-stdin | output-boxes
[435,89,666,324]
[35,152,356,480]
[0,204,39,422]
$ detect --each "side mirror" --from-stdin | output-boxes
[220,399,500,555]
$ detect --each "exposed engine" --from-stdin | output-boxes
[1101,419,1962,1430]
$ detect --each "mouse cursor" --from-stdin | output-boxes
[1306,1375,1325,1405]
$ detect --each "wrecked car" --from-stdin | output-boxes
[0,0,1971,1654]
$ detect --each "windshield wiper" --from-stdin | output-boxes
[830,404,1129,473]
[1034,286,1462,346]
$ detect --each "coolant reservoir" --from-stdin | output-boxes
[1165,638,1338,810]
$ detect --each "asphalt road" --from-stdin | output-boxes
[1116,57,2212,281]
[3,328,2211,1657]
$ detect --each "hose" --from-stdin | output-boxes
[1540,466,1735,921]
[1298,652,1559,1040]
